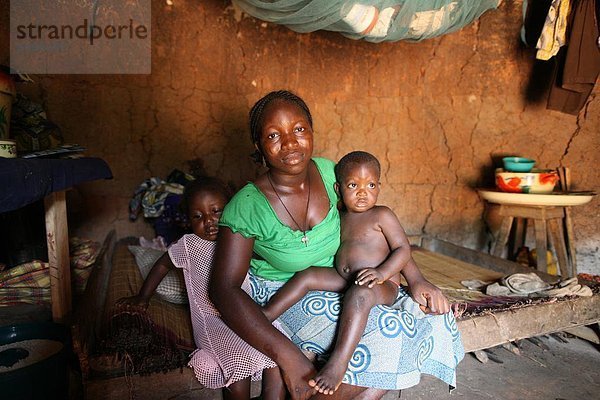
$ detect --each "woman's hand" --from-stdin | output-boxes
[280,352,318,400]
[408,278,450,315]
[355,268,384,288]
[116,295,150,312]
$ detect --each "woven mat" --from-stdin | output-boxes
[103,242,194,350]
[412,248,503,289]
[412,248,566,319]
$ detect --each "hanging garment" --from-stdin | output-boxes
[536,0,571,60]
[548,0,600,115]
[521,0,554,47]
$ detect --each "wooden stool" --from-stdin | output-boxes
[491,204,576,277]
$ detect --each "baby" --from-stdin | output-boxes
[263,150,415,395]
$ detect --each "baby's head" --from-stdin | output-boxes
[335,151,381,213]
[181,177,232,241]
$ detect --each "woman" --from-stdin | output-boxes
[210,90,463,400]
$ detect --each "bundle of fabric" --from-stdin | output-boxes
[0,261,50,306]
[0,238,101,306]
[129,170,195,244]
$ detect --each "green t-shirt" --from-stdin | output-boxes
[220,157,340,281]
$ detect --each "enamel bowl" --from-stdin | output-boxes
[495,169,559,193]
[0,139,17,158]
[502,157,535,172]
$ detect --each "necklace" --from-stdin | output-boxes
[267,171,311,246]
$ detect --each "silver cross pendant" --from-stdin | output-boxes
[301,235,309,246]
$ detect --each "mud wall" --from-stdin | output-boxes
[1,1,598,273]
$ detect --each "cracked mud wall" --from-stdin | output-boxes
[1,1,598,273]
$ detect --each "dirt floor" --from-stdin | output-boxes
[128,332,599,400]
[401,333,600,400]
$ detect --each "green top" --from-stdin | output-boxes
[220,157,340,281]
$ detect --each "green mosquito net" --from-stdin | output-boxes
[233,0,500,42]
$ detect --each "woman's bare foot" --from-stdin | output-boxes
[308,358,348,395]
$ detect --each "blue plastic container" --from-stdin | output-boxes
[0,322,68,400]
[502,157,535,172]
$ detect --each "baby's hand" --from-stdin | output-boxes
[116,295,150,312]
[355,268,384,288]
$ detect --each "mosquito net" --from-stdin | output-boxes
[233,0,500,42]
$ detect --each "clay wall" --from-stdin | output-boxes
[1,1,598,273]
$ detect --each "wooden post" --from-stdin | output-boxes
[44,191,71,323]
[533,218,548,273]
[492,211,513,258]
[512,217,527,259]
[548,218,571,277]
[561,167,578,276]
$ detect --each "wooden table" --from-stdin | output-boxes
[0,157,112,322]
[491,204,574,276]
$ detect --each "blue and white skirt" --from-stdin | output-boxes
[248,272,464,391]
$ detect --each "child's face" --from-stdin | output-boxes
[258,100,313,175]
[188,190,228,241]
[337,163,380,213]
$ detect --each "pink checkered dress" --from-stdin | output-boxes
[168,234,278,388]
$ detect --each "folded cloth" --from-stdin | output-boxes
[484,273,593,298]
[538,277,593,297]
[502,273,552,295]
[485,282,513,296]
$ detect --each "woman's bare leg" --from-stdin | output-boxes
[310,281,398,395]
[222,378,251,400]
[262,367,286,400]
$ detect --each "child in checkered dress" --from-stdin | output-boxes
[118,177,285,400]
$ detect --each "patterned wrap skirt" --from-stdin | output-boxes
[248,272,464,391]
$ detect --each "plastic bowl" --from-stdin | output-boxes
[495,169,559,193]
[502,157,535,172]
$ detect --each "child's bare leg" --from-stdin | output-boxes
[310,281,398,395]
[222,377,251,400]
[263,267,347,322]
[261,366,286,400]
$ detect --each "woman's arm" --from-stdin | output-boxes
[209,227,317,400]
[116,252,174,310]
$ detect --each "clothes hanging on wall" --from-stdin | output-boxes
[547,0,600,115]
[521,0,554,47]
[536,0,571,60]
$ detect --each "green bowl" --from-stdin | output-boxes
[502,157,535,172]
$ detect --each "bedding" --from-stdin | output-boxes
[128,245,188,304]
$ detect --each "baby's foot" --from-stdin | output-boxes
[308,360,347,395]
